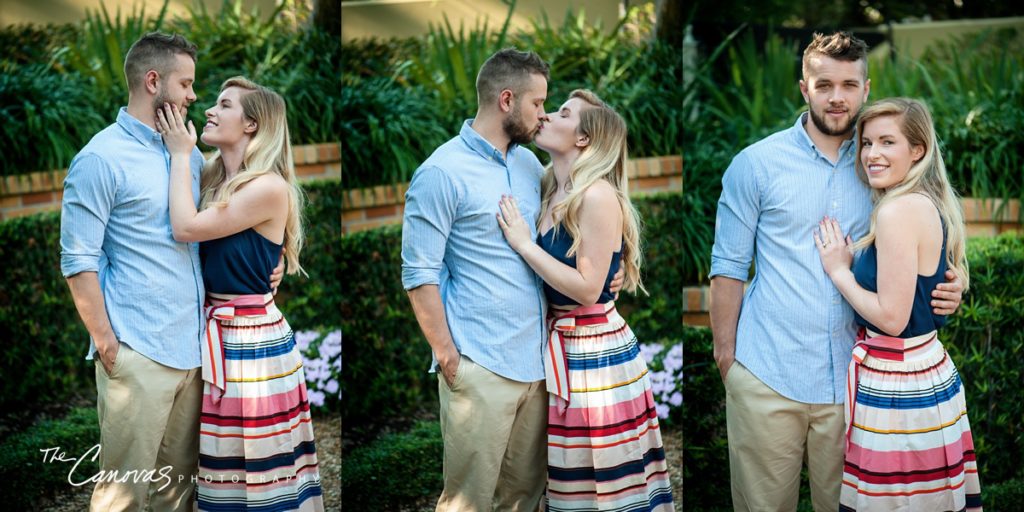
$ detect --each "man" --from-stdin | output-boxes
[709,32,963,512]
[401,48,551,512]
[60,32,281,511]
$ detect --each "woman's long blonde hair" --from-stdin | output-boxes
[200,76,305,275]
[854,97,968,290]
[540,89,645,294]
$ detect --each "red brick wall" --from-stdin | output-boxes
[0,142,341,221]
[342,155,683,234]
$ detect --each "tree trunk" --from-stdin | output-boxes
[314,0,341,36]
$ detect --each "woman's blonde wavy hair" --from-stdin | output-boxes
[541,89,645,294]
[200,76,305,275]
[854,97,968,290]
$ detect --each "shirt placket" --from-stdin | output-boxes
[825,154,844,402]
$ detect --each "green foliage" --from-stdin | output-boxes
[275,179,341,330]
[0,65,110,174]
[0,212,90,416]
[616,193,684,342]
[0,24,79,66]
[694,30,802,147]
[401,2,515,130]
[679,189,716,285]
[869,29,1024,210]
[0,0,339,176]
[340,193,683,430]
[942,233,1024,485]
[986,478,1024,508]
[683,234,1024,507]
[55,0,168,115]
[341,4,683,189]
[0,179,340,420]
[0,407,100,509]
[340,224,434,431]
[688,28,1024,219]
[342,420,443,510]
[680,325,730,509]
[341,37,423,80]
[340,77,451,190]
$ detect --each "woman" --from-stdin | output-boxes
[496,90,673,511]
[157,77,325,511]
[815,98,982,511]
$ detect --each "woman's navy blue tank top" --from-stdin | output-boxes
[200,228,282,295]
[852,228,948,337]
[537,224,622,306]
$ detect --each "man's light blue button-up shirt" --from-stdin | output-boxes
[60,107,206,370]
[710,113,874,404]
[402,120,547,383]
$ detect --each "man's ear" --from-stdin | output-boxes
[498,89,514,114]
[144,70,160,95]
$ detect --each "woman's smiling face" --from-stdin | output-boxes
[859,114,925,190]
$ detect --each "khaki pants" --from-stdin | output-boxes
[90,343,203,512]
[436,356,548,512]
[725,362,844,512]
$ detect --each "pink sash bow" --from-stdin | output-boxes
[546,302,614,413]
[203,294,269,403]
[845,327,935,450]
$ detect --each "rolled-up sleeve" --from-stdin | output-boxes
[401,165,458,290]
[60,153,116,277]
[709,151,760,281]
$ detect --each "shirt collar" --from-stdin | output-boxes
[117,107,164,150]
[460,119,515,167]
[793,111,857,161]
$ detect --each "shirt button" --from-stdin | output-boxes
[832,201,838,209]
[833,298,840,305]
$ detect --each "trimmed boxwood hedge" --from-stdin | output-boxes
[0,178,340,422]
[683,233,1024,508]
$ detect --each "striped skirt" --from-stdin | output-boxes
[841,328,982,512]
[197,293,324,512]
[545,302,674,511]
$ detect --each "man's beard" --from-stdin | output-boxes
[503,102,537,146]
[809,105,858,136]
[152,91,187,117]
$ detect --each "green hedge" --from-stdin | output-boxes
[0,407,100,510]
[0,178,340,422]
[340,192,685,430]
[275,179,341,330]
[683,233,1024,508]
[342,420,443,510]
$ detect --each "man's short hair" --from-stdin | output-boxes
[124,32,197,91]
[802,31,869,79]
[476,48,550,107]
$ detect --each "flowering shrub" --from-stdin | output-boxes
[640,340,683,424]
[294,329,341,412]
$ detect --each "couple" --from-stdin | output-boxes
[710,32,982,511]
[60,32,324,511]
[401,49,674,511]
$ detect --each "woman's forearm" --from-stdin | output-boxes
[168,153,197,241]
[831,268,909,336]
[516,242,606,306]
